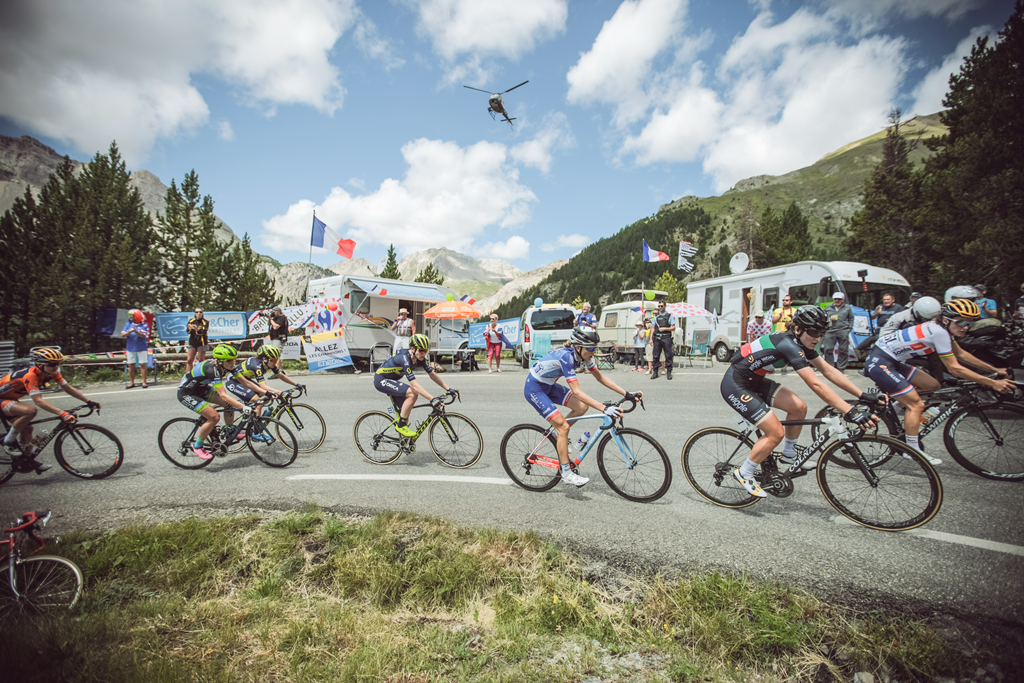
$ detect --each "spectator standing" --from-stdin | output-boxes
[121,310,150,388]
[746,311,772,341]
[391,308,415,351]
[650,301,676,380]
[772,295,796,375]
[185,308,210,371]
[1014,282,1024,320]
[576,302,597,329]
[268,306,289,372]
[871,293,905,329]
[909,291,922,306]
[632,321,646,371]
[485,314,504,373]
[822,292,854,372]
[974,284,999,319]
[643,319,654,374]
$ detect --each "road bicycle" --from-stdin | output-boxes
[0,510,83,618]
[223,386,326,455]
[352,391,483,468]
[158,397,299,469]
[810,380,1024,481]
[0,404,124,485]
[681,410,942,531]
[499,396,671,503]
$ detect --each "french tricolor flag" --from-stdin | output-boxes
[642,239,669,262]
[460,294,476,305]
[311,216,357,259]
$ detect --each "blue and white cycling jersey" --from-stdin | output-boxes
[528,347,596,385]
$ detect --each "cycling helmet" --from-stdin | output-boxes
[409,334,431,351]
[32,347,64,367]
[257,344,282,360]
[569,326,600,347]
[944,285,979,302]
[911,296,941,321]
[211,344,238,361]
[940,298,980,321]
[790,305,829,335]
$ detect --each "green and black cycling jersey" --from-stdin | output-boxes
[730,331,819,379]
[178,360,242,394]
[232,357,280,385]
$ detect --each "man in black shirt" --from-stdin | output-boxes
[186,308,210,371]
[268,306,289,372]
[650,301,676,380]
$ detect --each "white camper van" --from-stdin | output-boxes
[685,261,911,363]
[596,289,671,359]
[306,275,466,361]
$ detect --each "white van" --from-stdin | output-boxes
[597,289,669,359]
[513,304,579,368]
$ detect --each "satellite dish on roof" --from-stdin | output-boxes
[729,252,750,274]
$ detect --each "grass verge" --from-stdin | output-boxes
[0,506,972,682]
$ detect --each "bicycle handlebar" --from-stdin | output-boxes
[69,404,97,419]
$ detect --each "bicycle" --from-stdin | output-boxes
[681,411,942,531]
[223,386,326,455]
[352,391,483,468]
[499,396,671,503]
[0,404,124,485]
[0,510,83,618]
[158,397,299,469]
[810,380,1024,481]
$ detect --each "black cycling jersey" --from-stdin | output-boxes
[730,331,818,379]
[178,360,241,395]
[374,349,430,383]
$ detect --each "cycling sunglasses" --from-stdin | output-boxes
[951,319,971,328]
[583,346,597,352]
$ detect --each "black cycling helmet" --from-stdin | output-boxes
[940,298,980,321]
[790,305,829,335]
[569,326,600,347]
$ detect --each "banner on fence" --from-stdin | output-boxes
[302,333,352,372]
[154,311,247,341]
[468,318,520,349]
[247,297,344,335]
[282,337,303,360]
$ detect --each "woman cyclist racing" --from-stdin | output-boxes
[722,305,881,498]
[373,334,456,438]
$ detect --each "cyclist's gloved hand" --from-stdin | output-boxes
[859,390,886,408]
[844,405,874,426]
[448,388,459,398]
[241,405,254,416]
[603,405,620,418]
[430,396,444,410]
[297,384,306,392]
[60,411,77,424]
[86,400,101,411]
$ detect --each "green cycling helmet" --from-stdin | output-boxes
[212,344,238,361]
[409,334,431,351]
[258,344,282,360]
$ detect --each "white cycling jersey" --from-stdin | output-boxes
[874,321,956,361]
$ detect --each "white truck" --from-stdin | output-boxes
[685,260,912,363]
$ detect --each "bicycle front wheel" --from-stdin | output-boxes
[247,417,298,467]
[681,427,759,508]
[275,403,327,454]
[158,418,213,469]
[0,556,83,618]
[943,403,1024,481]
[54,424,124,479]
[428,413,483,468]
[818,435,942,531]
[499,424,561,492]
[353,411,403,465]
[596,428,672,502]
[810,405,901,468]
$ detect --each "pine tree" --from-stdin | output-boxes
[380,244,401,279]
[0,187,41,352]
[219,235,277,310]
[413,263,446,286]
[157,170,222,311]
[759,202,812,268]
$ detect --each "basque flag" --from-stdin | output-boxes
[311,216,357,259]
[642,239,669,262]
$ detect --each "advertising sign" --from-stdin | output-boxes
[302,331,353,371]
[282,337,302,360]
[154,311,248,341]
[468,318,520,349]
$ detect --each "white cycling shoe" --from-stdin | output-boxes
[732,469,767,498]
[561,470,589,488]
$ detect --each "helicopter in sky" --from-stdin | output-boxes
[463,80,529,127]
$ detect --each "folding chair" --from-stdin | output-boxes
[593,341,617,371]
[528,333,553,366]
[682,330,712,368]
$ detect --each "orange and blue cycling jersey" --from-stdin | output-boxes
[1,367,68,415]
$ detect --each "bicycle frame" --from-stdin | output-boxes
[3,511,49,601]
[0,404,98,460]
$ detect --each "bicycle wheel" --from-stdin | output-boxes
[158,418,213,469]
[943,403,1024,481]
[818,435,942,531]
[225,419,248,454]
[810,405,901,468]
[428,413,483,468]
[0,452,14,485]
[0,556,83,618]
[596,428,672,502]
[246,417,298,467]
[681,427,759,508]
[54,424,124,479]
[274,403,327,454]
[353,411,403,465]
[499,424,561,492]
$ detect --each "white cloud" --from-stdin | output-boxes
[478,235,531,260]
[541,233,590,252]
[909,25,996,116]
[510,112,575,174]
[261,138,537,256]
[821,0,986,25]
[347,177,367,191]
[217,121,235,141]
[353,13,405,71]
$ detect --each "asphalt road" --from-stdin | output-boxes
[3,362,1022,641]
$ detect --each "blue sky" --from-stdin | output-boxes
[0,0,1014,271]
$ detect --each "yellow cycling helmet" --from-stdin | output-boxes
[941,298,980,321]
[409,334,431,351]
[258,344,282,360]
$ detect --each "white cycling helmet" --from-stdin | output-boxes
[912,296,941,321]
[944,285,979,302]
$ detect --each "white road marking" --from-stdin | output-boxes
[45,385,177,399]
[288,474,513,485]
[832,516,1024,556]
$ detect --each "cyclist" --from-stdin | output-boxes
[865,298,1014,464]
[881,296,942,335]
[1,348,100,474]
[523,326,642,488]
[176,344,265,460]
[222,345,301,437]
[722,306,880,498]
[373,333,456,438]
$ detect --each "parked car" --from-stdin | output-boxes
[514,304,578,368]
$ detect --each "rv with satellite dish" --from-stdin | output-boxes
[596,289,685,359]
[685,258,912,363]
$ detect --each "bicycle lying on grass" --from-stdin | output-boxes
[0,404,123,485]
[682,408,942,531]
[222,386,326,455]
[0,510,83,618]
[499,396,671,503]
[352,390,483,468]
[158,398,299,469]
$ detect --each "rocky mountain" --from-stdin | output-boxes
[274,262,337,305]
[474,259,570,315]
[384,247,523,283]
[327,257,377,278]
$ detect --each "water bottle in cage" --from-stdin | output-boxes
[575,431,592,451]
[921,406,940,425]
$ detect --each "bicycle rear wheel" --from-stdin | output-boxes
[275,403,327,454]
[54,424,124,479]
[353,411,404,465]
[428,413,483,468]
[247,417,298,467]
[0,556,83,618]
[943,403,1024,481]
[0,451,14,485]
[818,435,942,531]
[499,424,561,492]
[158,418,213,469]
[596,428,672,502]
[681,427,759,508]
